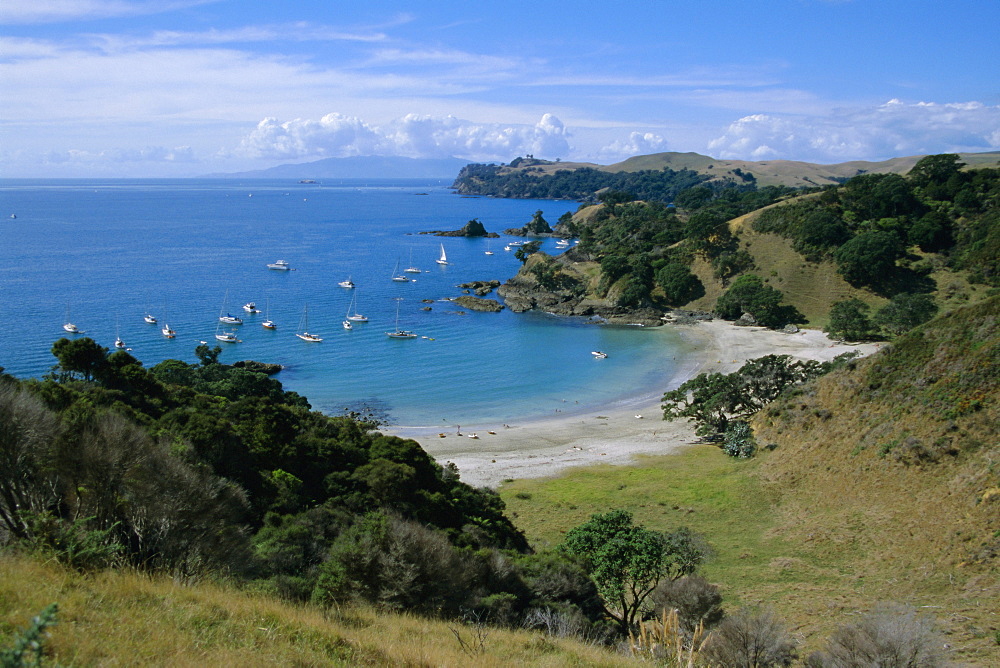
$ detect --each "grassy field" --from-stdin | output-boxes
[499,439,1000,665]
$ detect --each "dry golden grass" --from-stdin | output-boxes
[0,554,641,667]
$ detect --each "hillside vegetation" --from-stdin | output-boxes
[499,296,1000,664]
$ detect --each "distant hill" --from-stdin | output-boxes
[215,155,470,180]
[455,151,1000,194]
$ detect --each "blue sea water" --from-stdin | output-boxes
[0,178,685,426]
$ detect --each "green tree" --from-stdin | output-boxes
[195,343,223,366]
[715,274,804,329]
[50,337,110,382]
[655,263,705,306]
[833,230,904,288]
[873,292,939,336]
[513,240,542,264]
[662,354,837,438]
[825,298,878,342]
[908,153,964,189]
[561,510,703,635]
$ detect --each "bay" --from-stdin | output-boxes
[0,178,683,426]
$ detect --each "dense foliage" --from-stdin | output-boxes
[453,161,715,202]
[753,155,1000,290]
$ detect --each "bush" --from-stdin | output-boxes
[807,603,944,667]
[701,607,796,668]
[715,274,804,329]
[873,293,938,336]
[649,575,724,632]
[825,298,879,342]
[722,420,757,458]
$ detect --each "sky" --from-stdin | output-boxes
[2,0,998,177]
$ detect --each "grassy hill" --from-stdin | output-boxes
[486,151,1000,189]
[0,553,639,666]
[500,296,1000,665]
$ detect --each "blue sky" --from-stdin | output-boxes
[2,0,998,177]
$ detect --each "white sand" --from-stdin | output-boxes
[387,321,879,489]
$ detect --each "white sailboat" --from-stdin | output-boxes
[386,298,417,339]
[404,249,421,273]
[346,292,368,322]
[391,259,410,282]
[296,305,322,342]
[161,323,176,338]
[114,317,126,348]
[436,243,450,265]
[62,307,80,333]
[215,326,238,343]
[262,299,276,329]
[218,290,243,325]
[484,239,494,255]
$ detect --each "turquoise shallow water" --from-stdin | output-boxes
[0,178,683,425]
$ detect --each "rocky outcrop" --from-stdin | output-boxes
[503,210,556,237]
[233,360,283,375]
[458,280,501,296]
[422,218,498,237]
[453,296,504,312]
[495,253,664,325]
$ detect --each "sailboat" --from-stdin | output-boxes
[436,243,450,265]
[346,292,368,322]
[161,323,176,338]
[484,239,494,255]
[62,307,80,333]
[218,290,243,325]
[338,277,355,288]
[296,305,323,342]
[386,298,417,339]
[391,259,410,282]
[404,249,421,273]
[114,317,126,348]
[262,299,276,329]
[215,325,238,343]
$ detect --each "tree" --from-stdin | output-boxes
[514,240,542,264]
[195,343,222,366]
[825,298,878,342]
[662,354,834,438]
[833,231,904,288]
[655,263,705,306]
[715,274,804,329]
[908,153,964,189]
[873,292,938,336]
[51,337,109,381]
[561,510,703,635]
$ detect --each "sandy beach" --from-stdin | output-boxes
[388,320,879,489]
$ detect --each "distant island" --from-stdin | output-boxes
[210,155,470,179]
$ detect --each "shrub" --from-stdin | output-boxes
[722,420,757,458]
[807,603,944,667]
[701,607,796,668]
[649,575,724,632]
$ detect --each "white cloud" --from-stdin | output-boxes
[708,100,1000,163]
[235,112,571,163]
[42,145,195,164]
[596,132,670,163]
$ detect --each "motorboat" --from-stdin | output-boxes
[591,351,608,359]
[242,302,261,313]
[267,259,291,270]
[338,278,355,289]
[343,320,352,330]
[144,314,157,324]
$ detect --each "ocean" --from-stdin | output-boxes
[0,178,686,426]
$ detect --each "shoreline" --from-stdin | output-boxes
[387,320,879,489]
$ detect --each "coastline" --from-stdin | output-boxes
[387,320,880,489]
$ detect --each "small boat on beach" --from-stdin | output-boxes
[267,259,291,270]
